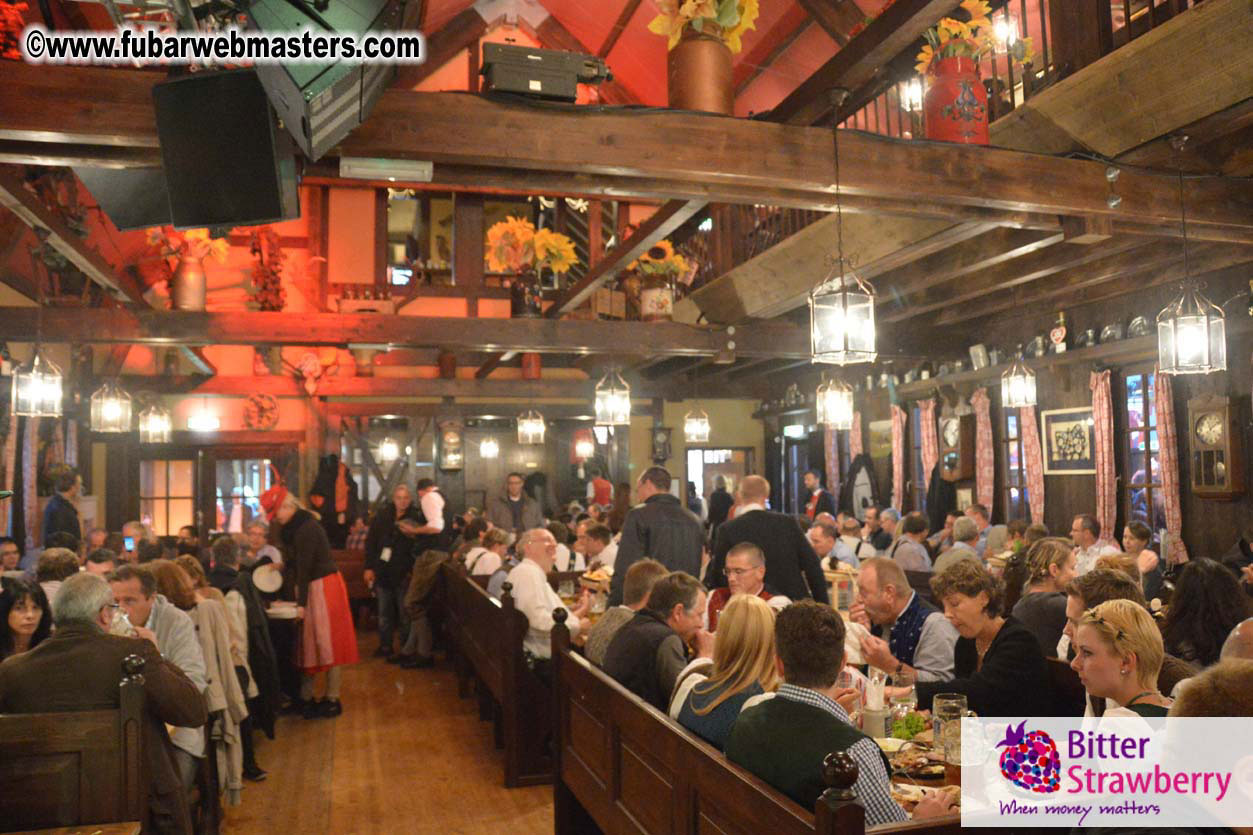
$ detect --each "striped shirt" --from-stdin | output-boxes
[775,684,909,826]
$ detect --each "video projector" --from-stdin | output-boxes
[480,43,612,103]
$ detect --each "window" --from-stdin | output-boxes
[1121,370,1165,531]
[910,405,927,513]
[1002,411,1029,522]
[140,459,195,537]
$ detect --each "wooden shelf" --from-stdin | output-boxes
[894,335,1159,398]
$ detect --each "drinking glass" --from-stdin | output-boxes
[933,694,968,764]
[836,668,862,714]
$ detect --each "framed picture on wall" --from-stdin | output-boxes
[955,488,973,511]
[1040,407,1096,474]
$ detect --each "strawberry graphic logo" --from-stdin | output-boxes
[997,720,1060,793]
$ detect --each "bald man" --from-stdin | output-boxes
[1222,618,1253,661]
[703,475,828,604]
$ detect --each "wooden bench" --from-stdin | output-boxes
[551,613,963,835]
[0,656,145,831]
[439,562,553,788]
[331,548,370,625]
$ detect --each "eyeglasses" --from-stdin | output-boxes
[724,567,759,578]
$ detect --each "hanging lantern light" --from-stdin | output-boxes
[816,378,854,430]
[683,407,710,444]
[1156,134,1227,375]
[377,436,400,463]
[517,409,546,445]
[574,435,595,460]
[1157,285,1227,375]
[1000,357,1038,407]
[138,403,172,443]
[11,349,63,417]
[811,89,876,366]
[594,369,631,426]
[90,380,133,433]
[479,436,500,459]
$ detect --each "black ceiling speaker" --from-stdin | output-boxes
[73,166,171,231]
[152,69,300,229]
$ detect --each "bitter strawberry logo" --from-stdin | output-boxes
[997,720,1061,793]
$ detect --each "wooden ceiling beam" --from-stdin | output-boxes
[795,0,862,47]
[393,7,487,89]
[0,308,808,358]
[5,70,1250,240]
[0,165,146,304]
[100,344,132,377]
[326,401,603,419]
[770,0,959,125]
[935,242,1253,326]
[881,236,1153,324]
[597,0,643,58]
[113,374,622,399]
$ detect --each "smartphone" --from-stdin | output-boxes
[124,536,136,551]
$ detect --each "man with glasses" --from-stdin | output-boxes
[705,542,791,630]
[505,528,591,664]
[0,572,207,834]
[486,472,544,538]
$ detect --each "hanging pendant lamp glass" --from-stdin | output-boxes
[479,436,500,459]
[1000,357,1037,407]
[517,409,546,445]
[816,378,854,430]
[138,403,173,443]
[594,369,631,426]
[1157,135,1227,375]
[683,407,710,443]
[90,380,133,432]
[12,350,63,417]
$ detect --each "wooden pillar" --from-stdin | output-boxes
[307,186,330,310]
[467,44,480,93]
[374,189,389,287]
[587,200,603,266]
[453,192,485,317]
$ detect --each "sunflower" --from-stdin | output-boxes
[533,228,577,274]
[915,42,935,75]
[936,17,972,42]
[960,0,992,32]
[723,0,759,54]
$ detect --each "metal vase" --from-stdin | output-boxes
[170,256,207,311]
[667,32,734,115]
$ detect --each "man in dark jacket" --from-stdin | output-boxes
[802,469,837,522]
[608,467,704,607]
[601,572,712,709]
[364,484,423,659]
[41,469,82,546]
[706,476,734,534]
[704,475,829,604]
[0,572,207,834]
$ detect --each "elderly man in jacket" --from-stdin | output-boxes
[0,572,207,834]
[608,467,704,607]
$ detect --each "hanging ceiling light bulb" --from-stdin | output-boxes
[1157,137,1226,375]
[1000,355,1037,408]
[480,435,500,459]
[138,403,173,443]
[11,349,63,418]
[187,398,220,432]
[90,380,133,433]
[377,436,400,463]
[811,89,877,366]
[517,409,546,445]
[816,378,854,430]
[594,368,631,426]
[684,407,710,444]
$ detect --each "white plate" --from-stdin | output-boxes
[253,564,282,593]
[876,737,908,753]
[266,607,298,619]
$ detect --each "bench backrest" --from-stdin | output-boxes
[0,656,145,830]
[441,562,520,702]
[331,549,369,600]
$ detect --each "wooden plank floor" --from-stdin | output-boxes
[222,643,553,834]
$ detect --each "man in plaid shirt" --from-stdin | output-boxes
[725,601,956,824]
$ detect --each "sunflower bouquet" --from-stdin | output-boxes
[628,239,691,280]
[484,216,578,275]
[647,0,760,54]
[915,0,1033,75]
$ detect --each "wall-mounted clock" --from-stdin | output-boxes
[652,427,672,464]
[1187,395,1244,499]
[243,393,279,430]
[940,414,975,482]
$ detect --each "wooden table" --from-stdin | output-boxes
[12,824,142,835]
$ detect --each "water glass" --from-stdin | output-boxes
[933,694,968,764]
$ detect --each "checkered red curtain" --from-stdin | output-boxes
[1020,405,1046,525]
[971,388,995,511]
[1090,370,1117,546]
[824,425,841,510]
[850,411,864,457]
[23,417,39,551]
[891,405,907,510]
[920,398,939,483]
[1153,369,1190,564]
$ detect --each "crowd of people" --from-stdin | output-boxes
[4,460,1253,832]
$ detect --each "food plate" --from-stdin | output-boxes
[267,603,298,619]
[876,737,908,753]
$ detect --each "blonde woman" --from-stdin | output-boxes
[1071,599,1171,717]
[1010,537,1077,656]
[670,594,780,750]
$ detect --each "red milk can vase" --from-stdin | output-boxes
[923,57,989,145]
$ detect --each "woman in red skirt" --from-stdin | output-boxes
[264,488,358,718]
